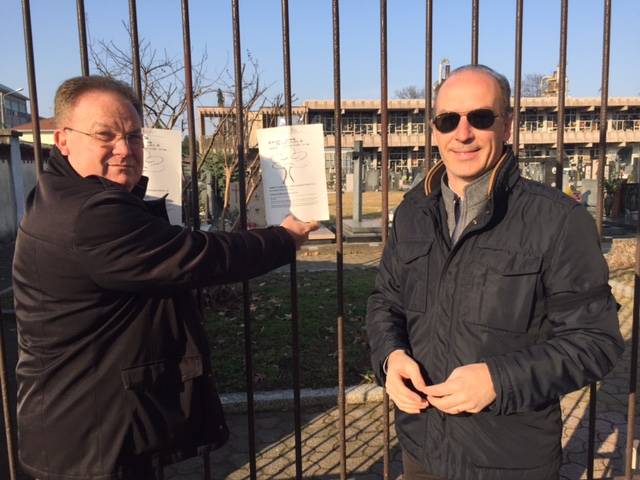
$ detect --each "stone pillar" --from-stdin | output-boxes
[352,140,363,223]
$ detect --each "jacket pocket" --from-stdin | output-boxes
[121,356,204,454]
[470,247,542,333]
[397,239,433,313]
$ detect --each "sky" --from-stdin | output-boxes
[2,0,639,120]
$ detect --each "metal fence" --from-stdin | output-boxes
[1,0,639,479]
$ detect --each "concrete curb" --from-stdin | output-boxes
[220,383,383,413]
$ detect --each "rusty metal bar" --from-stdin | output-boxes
[471,0,479,65]
[0,305,17,480]
[379,1,391,478]
[332,1,347,479]
[279,1,302,478]
[180,0,200,231]
[380,0,389,244]
[424,0,433,170]
[512,0,523,156]
[554,0,568,192]
[21,0,43,177]
[595,0,611,238]
[180,3,210,478]
[627,223,640,480]
[75,0,89,76]
[231,1,257,479]
[128,0,142,102]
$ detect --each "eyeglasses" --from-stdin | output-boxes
[64,127,144,148]
[432,109,500,134]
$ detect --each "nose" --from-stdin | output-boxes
[111,136,131,156]
[454,115,474,142]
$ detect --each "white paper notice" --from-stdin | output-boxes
[142,128,183,225]
[257,124,329,225]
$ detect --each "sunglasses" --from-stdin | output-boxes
[433,109,500,133]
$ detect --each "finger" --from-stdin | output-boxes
[305,220,321,231]
[406,365,429,395]
[387,382,428,407]
[423,381,455,398]
[390,397,428,414]
[427,393,464,413]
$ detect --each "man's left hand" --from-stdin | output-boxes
[423,363,496,414]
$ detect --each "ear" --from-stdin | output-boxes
[54,128,70,156]
[502,113,513,143]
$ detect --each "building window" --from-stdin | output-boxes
[389,111,409,134]
[521,112,545,131]
[577,112,599,131]
[310,113,335,135]
[564,110,577,130]
[342,111,374,135]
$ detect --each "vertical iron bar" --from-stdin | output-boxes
[380,0,389,244]
[21,0,43,178]
[280,1,302,478]
[181,3,209,479]
[471,0,479,65]
[231,2,257,479]
[128,0,142,102]
[512,0,523,156]
[595,0,611,238]
[180,0,200,231]
[555,0,568,193]
[332,2,347,479]
[75,0,90,76]
[380,1,390,479]
[424,0,433,170]
[0,306,17,480]
[626,217,640,480]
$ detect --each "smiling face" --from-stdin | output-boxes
[54,90,144,191]
[433,69,512,196]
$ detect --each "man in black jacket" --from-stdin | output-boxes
[367,65,624,480]
[13,75,318,479]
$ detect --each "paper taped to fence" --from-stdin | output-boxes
[257,124,329,225]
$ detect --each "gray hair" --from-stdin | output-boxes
[54,75,143,127]
[433,64,512,115]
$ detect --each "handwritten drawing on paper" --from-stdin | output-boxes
[257,124,329,225]
[142,128,183,225]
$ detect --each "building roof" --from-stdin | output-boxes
[13,117,56,131]
[0,83,29,101]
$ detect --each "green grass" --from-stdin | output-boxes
[204,269,377,393]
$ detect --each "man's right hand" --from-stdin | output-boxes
[385,349,429,414]
[280,214,320,250]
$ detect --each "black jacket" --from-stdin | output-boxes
[13,148,295,479]
[367,149,623,480]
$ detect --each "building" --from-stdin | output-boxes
[13,117,56,147]
[199,96,640,192]
[0,83,30,129]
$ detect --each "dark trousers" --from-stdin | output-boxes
[402,450,447,480]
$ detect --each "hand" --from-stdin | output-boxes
[385,350,429,414]
[280,214,320,249]
[423,363,496,414]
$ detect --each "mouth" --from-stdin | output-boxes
[450,148,480,159]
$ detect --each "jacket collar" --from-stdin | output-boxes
[47,146,149,199]
[405,146,520,209]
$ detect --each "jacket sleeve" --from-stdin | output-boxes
[366,218,411,385]
[73,189,295,293]
[485,205,624,415]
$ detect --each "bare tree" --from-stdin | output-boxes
[394,85,425,99]
[521,73,545,97]
[91,23,219,129]
[199,54,280,230]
